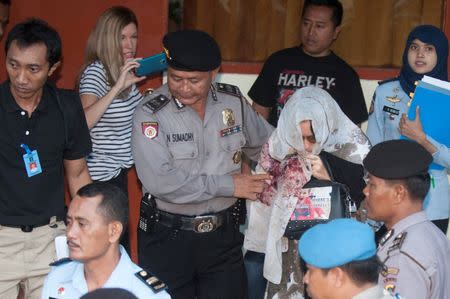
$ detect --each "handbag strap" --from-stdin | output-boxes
[317,152,355,217]
[318,153,334,181]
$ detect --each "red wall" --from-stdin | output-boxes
[1,0,168,261]
[0,1,167,87]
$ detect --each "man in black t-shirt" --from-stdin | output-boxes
[248,0,367,127]
[245,1,368,298]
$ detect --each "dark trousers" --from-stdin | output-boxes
[138,219,247,299]
[96,168,130,254]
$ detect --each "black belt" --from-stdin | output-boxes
[157,209,229,233]
[1,216,64,233]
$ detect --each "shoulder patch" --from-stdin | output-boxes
[378,77,397,86]
[143,94,170,113]
[141,122,158,139]
[215,82,242,98]
[135,270,167,293]
[49,257,72,267]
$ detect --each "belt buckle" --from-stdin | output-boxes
[193,216,216,233]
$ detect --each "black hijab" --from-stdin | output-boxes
[398,25,449,96]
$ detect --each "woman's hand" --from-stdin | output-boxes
[399,106,427,144]
[113,59,146,94]
[399,106,438,154]
[306,154,331,181]
[81,59,146,129]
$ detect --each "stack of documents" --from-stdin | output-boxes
[406,75,450,170]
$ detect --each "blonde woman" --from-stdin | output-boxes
[79,6,144,190]
[78,6,145,251]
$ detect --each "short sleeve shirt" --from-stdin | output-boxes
[132,83,273,215]
[248,47,368,126]
[377,212,450,298]
[0,81,91,225]
[41,246,171,299]
[79,61,143,181]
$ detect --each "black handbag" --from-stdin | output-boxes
[284,155,352,240]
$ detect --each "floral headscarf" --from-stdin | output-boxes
[245,87,370,284]
[269,86,370,164]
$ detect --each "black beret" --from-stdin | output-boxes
[80,288,137,299]
[363,139,432,179]
[163,30,221,71]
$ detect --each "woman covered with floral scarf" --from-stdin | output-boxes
[244,87,370,299]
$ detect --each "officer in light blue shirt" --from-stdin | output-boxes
[41,183,170,299]
[366,25,450,232]
[366,80,409,145]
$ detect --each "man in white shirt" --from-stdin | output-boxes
[41,183,170,299]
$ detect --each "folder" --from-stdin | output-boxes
[404,75,450,170]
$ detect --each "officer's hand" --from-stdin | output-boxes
[114,59,146,94]
[399,106,426,143]
[306,154,330,181]
[232,173,271,200]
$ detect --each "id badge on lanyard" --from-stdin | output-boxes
[20,143,43,177]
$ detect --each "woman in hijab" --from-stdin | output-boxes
[366,25,450,233]
[244,87,370,299]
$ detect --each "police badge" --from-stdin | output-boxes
[222,108,235,126]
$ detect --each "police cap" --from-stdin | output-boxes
[298,219,376,268]
[363,139,432,179]
[163,30,221,71]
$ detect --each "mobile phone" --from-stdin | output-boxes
[135,52,167,76]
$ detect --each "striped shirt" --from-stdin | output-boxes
[79,61,143,181]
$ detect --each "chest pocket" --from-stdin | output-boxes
[168,141,198,160]
[219,132,246,152]
[382,104,403,138]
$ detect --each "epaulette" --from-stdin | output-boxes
[49,257,72,267]
[387,232,407,254]
[379,229,394,247]
[215,82,242,98]
[378,77,398,86]
[135,270,168,293]
[143,94,170,113]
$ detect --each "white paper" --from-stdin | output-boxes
[422,75,450,90]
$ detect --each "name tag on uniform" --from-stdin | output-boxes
[382,105,400,115]
[21,143,42,177]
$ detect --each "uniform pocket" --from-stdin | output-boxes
[168,141,198,160]
[219,132,246,152]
